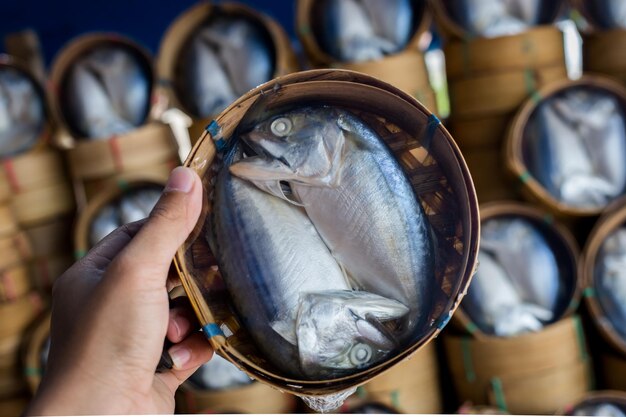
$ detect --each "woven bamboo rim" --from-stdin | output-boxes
[444,316,591,413]
[505,75,626,218]
[341,341,441,413]
[560,390,626,415]
[448,65,567,119]
[0,147,67,194]
[600,351,626,391]
[452,202,581,337]
[23,216,72,258]
[445,26,565,80]
[430,0,564,40]
[0,292,44,339]
[157,1,298,119]
[296,0,431,66]
[0,264,32,303]
[0,396,28,417]
[22,310,50,394]
[583,29,626,74]
[447,113,513,151]
[581,196,626,356]
[48,32,157,147]
[332,48,438,114]
[0,55,51,156]
[0,233,32,270]
[175,375,297,414]
[74,174,166,256]
[30,254,73,292]
[11,181,75,227]
[174,69,480,396]
[65,122,178,181]
[0,204,18,238]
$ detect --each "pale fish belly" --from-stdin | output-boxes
[210,166,349,378]
[292,137,434,333]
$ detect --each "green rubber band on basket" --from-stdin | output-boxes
[542,213,554,225]
[356,385,366,398]
[583,287,596,298]
[491,378,508,411]
[74,249,87,260]
[461,337,476,382]
[524,69,543,104]
[116,178,130,192]
[573,316,589,361]
[568,297,580,312]
[299,25,311,36]
[391,390,401,410]
[519,171,531,184]
[465,321,478,335]
[24,367,41,377]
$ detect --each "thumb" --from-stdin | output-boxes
[113,167,203,285]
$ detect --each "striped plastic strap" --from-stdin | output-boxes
[108,136,124,172]
[490,377,508,411]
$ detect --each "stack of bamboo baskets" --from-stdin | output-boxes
[296,0,438,114]
[444,202,592,414]
[433,1,568,203]
[48,33,180,209]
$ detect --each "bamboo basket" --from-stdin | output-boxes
[74,175,166,256]
[157,1,299,120]
[445,26,565,80]
[0,395,28,417]
[0,293,45,340]
[0,205,18,238]
[448,65,567,119]
[457,403,509,414]
[447,113,513,151]
[10,181,75,227]
[0,233,31,270]
[332,48,438,114]
[22,216,72,258]
[444,316,592,414]
[296,0,431,67]
[0,174,10,204]
[30,255,74,292]
[581,197,626,356]
[22,311,50,393]
[0,265,32,303]
[338,341,442,413]
[0,148,67,194]
[460,148,519,203]
[0,333,23,370]
[560,390,626,415]
[600,351,626,391]
[505,75,626,218]
[583,30,626,77]
[175,374,297,414]
[452,202,581,337]
[430,0,564,40]
[174,69,480,398]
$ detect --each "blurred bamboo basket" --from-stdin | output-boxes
[600,351,626,391]
[0,395,29,417]
[157,1,299,144]
[339,341,442,414]
[505,75,626,218]
[29,254,74,292]
[296,0,437,114]
[22,216,72,258]
[581,197,626,356]
[10,181,75,227]
[174,69,479,398]
[73,175,166,256]
[444,316,592,414]
[583,29,626,86]
[175,374,297,414]
[451,202,581,338]
[0,265,32,303]
[0,149,67,193]
[459,148,518,203]
[0,205,18,238]
[22,311,50,393]
[0,233,31,270]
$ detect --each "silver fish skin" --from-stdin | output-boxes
[212,149,408,379]
[182,31,238,118]
[574,404,626,417]
[198,16,273,95]
[360,0,413,50]
[229,106,434,335]
[480,218,560,313]
[459,0,543,37]
[598,228,626,337]
[119,188,161,224]
[189,353,252,390]
[89,204,121,246]
[0,68,45,157]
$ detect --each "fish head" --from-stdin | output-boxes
[294,290,409,379]
[230,107,348,198]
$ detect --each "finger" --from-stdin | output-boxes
[114,167,203,286]
[167,304,200,344]
[156,332,214,393]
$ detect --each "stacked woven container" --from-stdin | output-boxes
[433,0,568,203]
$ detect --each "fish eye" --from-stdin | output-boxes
[349,343,373,366]
[270,117,292,137]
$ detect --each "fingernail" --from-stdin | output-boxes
[164,167,194,193]
[168,345,191,369]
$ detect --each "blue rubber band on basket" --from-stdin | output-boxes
[422,114,441,151]
[461,337,476,382]
[356,385,366,398]
[436,313,451,330]
[202,323,225,339]
[491,378,508,411]
[573,316,589,361]
[206,120,220,136]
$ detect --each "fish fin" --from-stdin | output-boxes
[270,318,298,345]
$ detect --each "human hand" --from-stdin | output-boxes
[26,167,213,415]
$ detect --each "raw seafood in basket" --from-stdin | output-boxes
[578,0,626,30]
[0,65,45,157]
[189,352,252,391]
[210,105,434,380]
[463,216,568,337]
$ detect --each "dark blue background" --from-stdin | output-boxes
[0,0,296,67]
